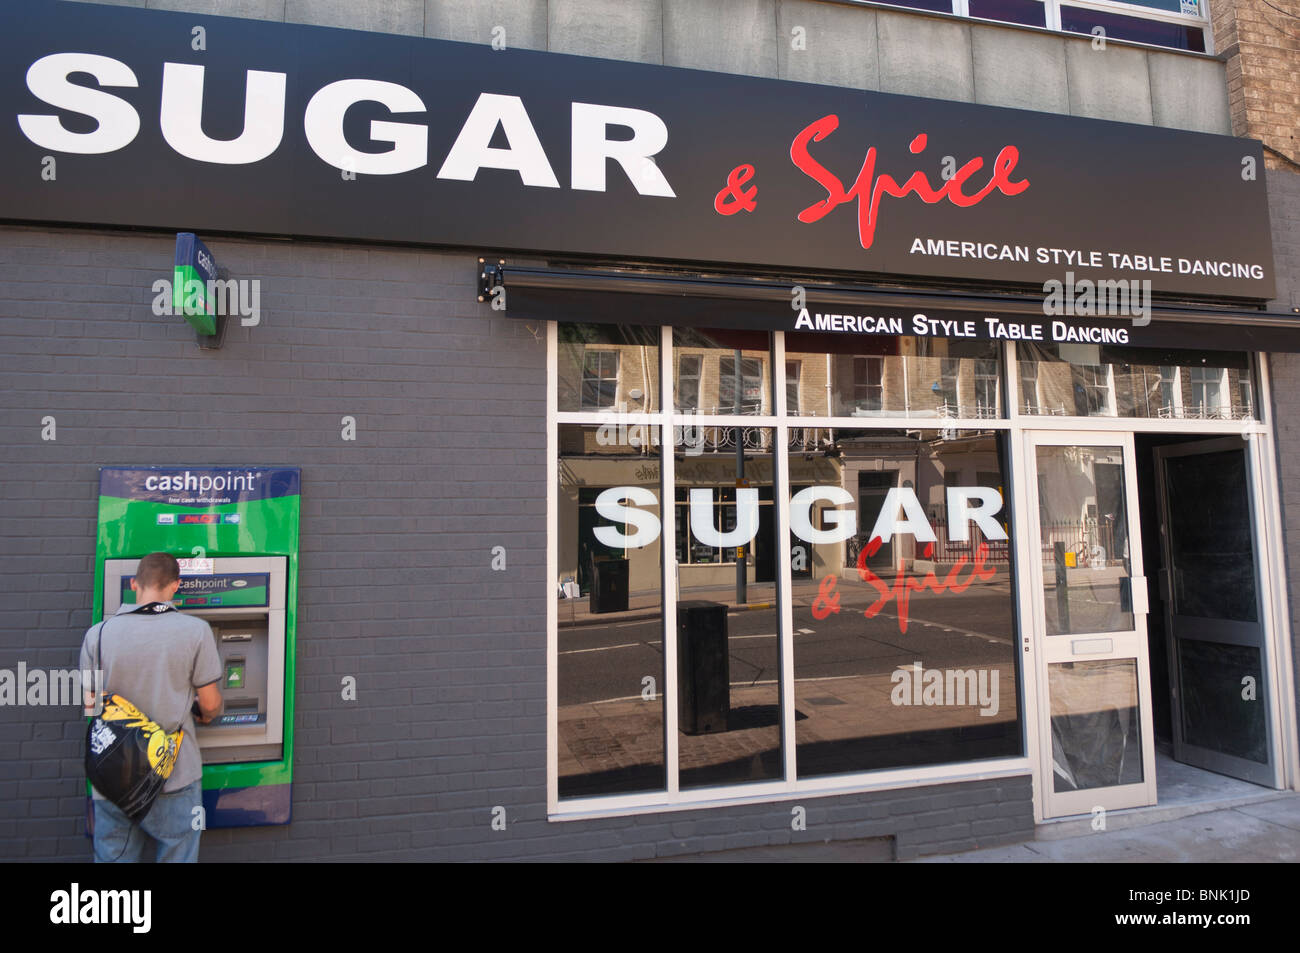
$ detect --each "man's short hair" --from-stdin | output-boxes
[135,552,180,590]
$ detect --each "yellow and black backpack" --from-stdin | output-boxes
[84,603,185,822]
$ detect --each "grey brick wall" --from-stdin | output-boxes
[0,225,1034,861]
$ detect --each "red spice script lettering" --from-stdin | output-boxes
[808,539,997,633]
[788,115,1030,250]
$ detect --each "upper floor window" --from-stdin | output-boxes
[866,0,1209,54]
[975,358,1001,417]
[581,350,620,410]
[853,356,884,413]
[1074,363,1114,416]
[678,355,703,413]
[1016,342,1256,420]
[718,355,766,414]
[1187,366,1225,417]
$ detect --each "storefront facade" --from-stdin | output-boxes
[2,0,1298,861]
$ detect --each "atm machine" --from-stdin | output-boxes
[102,556,288,765]
[93,464,301,828]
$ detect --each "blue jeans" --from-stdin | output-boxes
[93,780,203,863]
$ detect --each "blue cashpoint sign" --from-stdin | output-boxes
[173,232,220,336]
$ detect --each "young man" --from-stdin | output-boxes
[80,552,223,862]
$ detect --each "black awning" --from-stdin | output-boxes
[483,263,1300,353]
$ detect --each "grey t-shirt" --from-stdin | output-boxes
[80,602,222,795]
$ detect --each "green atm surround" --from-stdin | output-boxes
[92,466,300,828]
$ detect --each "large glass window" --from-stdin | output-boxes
[788,430,1021,776]
[675,431,783,788]
[785,334,1004,419]
[673,328,771,416]
[554,323,1264,811]
[1035,444,1133,635]
[558,323,659,414]
[557,424,666,798]
[1016,343,1256,420]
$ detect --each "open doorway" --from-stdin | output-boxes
[1134,433,1282,802]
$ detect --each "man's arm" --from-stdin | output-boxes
[194,681,222,723]
[191,621,224,724]
[79,626,100,716]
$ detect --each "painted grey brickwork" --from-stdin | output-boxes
[0,226,1034,861]
[1264,168,1300,753]
[60,0,1231,135]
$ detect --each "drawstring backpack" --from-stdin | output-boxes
[84,602,185,822]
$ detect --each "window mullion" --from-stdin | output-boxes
[773,331,798,787]
[660,324,680,798]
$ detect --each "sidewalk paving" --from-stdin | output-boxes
[913,792,1300,862]
[644,791,1300,862]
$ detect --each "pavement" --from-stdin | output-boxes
[645,791,1300,862]
[915,791,1300,863]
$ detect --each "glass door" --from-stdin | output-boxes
[1154,438,1279,787]
[1025,433,1157,818]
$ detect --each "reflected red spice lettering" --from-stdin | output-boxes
[854,538,997,634]
[810,574,842,620]
[789,115,1030,250]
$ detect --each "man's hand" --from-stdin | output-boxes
[195,682,222,724]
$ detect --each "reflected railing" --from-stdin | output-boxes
[1039,518,1119,568]
[1156,402,1254,421]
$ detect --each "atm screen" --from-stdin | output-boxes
[120,573,270,608]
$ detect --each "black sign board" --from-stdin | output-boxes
[0,1,1277,300]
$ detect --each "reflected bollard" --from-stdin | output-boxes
[677,600,729,735]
